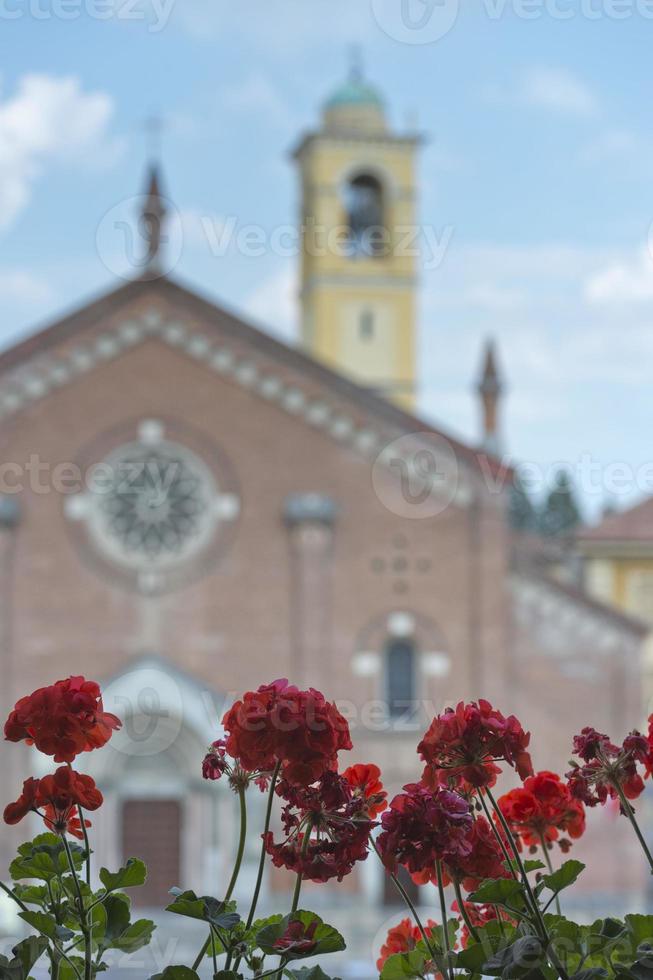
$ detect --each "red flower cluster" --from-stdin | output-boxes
[377,783,473,876]
[567,727,648,808]
[376,918,440,972]
[498,771,586,853]
[4,767,103,840]
[453,901,514,948]
[414,815,508,891]
[222,679,352,785]
[343,763,388,818]
[4,676,121,764]
[264,770,373,883]
[418,700,533,790]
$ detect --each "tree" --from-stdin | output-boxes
[508,472,538,533]
[539,468,581,537]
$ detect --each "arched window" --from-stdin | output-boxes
[385,636,416,720]
[344,173,385,257]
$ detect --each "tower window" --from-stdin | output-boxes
[344,173,386,258]
[359,310,375,341]
[385,636,416,719]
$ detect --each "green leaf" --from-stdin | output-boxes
[112,919,156,953]
[541,860,585,895]
[10,834,84,882]
[256,910,345,961]
[626,916,653,947]
[12,884,49,906]
[9,937,49,978]
[165,889,238,931]
[285,968,340,980]
[102,893,131,943]
[570,971,609,979]
[523,860,546,873]
[483,936,545,978]
[150,968,201,980]
[18,910,74,942]
[99,859,147,891]
[379,949,428,980]
[468,877,526,908]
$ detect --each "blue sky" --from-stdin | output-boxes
[2,0,653,519]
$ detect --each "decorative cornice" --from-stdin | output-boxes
[0,307,474,509]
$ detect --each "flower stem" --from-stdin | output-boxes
[614,785,653,874]
[246,763,281,928]
[485,787,570,980]
[192,781,248,972]
[453,877,480,944]
[0,878,28,912]
[435,859,454,980]
[538,832,562,916]
[62,834,92,980]
[232,764,282,975]
[371,840,441,968]
[478,790,518,880]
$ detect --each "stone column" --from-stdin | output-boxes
[284,494,337,689]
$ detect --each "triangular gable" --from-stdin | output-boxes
[0,275,512,507]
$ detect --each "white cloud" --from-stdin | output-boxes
[521,67,598,116]
[485,68,598,117]
[584,248,653,305]
[0,74,115,232]
[0,270,53,305]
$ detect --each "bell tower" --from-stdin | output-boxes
[293,67,421,410]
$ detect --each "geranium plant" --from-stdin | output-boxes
[3,678,653,980]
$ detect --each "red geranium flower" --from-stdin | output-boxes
[567,729,647,809]
[343,763,387,818]
[264,770,373,883]
[376,918,440,972]
[222,679,352,786]
[418,700,533,791]
[377,783,473,876]
[4,767,103,839]
[4,676,121,764]
[272,919,318,955]
[410,815,508,892]
[498,771,586,853]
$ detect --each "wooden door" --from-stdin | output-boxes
[122,798,181,906]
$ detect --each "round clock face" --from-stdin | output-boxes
[65,422,240,594]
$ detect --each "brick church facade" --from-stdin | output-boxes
[0,70,648,964]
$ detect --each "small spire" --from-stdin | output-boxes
[349,43,363,82]
[140,163,168,278]
[476,338,504,454]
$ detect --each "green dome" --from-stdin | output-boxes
[325,75,384,110]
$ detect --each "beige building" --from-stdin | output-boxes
[0,70,648,969]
